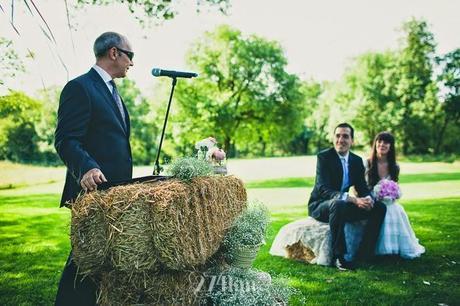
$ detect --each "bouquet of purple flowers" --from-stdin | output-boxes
[373,179,401,205]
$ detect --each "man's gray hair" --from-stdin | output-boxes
[93,32,125,58]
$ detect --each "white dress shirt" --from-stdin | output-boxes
[92,64,114,93]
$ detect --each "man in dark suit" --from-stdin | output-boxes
[54,32,134,305]
[308,123,386,270]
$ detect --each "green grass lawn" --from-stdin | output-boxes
[255,197,460,305]
[0,194,69,305]
[246,172,460,188]
[1,193,459,305]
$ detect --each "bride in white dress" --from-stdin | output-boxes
[367,132,424,259]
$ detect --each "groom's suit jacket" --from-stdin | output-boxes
[55,68,133,206]
[308,148,370,219]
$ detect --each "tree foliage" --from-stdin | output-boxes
[0,81,160,165]
[172,25,306,157]
[76,0,230,24]
[0,38,25,89]
[315,18,452,155]
[300,80,326,153]
[0,91,42,162]
[1,18,459,164]
[344,51,400,146]
[434,48,460,153]
[395,18,437,154]
[117,78,160,165]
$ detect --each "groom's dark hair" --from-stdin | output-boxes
[335,122,354,139]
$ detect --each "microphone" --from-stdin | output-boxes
[151,68,198,78]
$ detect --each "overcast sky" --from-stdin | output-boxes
[0,0,458,95]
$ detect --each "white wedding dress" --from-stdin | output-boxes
[374,180,425,259]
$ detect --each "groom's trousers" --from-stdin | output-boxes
[55,251,97,306]
[312,199,387,259]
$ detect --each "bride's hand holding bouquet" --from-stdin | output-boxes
[373,179,401,205]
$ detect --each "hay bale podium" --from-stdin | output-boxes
[71,176,247,305]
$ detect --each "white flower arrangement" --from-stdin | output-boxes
[195,137,226,165]
[167,157,213,181]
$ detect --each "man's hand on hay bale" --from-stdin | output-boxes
[81,168,107,192]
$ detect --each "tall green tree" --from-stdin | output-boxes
[344,51,400,146]
[117,78,159,165]
[395,18,436,154]
[342,19,440,153]
[309,79,367,151]
[434,48,460,153]
[300,80,325,153]
[35,86,62,164]
[172,25,306,157]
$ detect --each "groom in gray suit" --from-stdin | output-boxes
[54,32,134,305]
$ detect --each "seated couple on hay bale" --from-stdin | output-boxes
[270,123,424,270]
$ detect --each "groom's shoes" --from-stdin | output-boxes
[334,256,355,271]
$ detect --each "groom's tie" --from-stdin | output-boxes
[109,80,126,129]
[340,157,349,192]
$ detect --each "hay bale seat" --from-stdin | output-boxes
[71,175,247,276]
[269,217,366,265]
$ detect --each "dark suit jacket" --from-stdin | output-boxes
[55,68,133,206]
[308,148,370,218]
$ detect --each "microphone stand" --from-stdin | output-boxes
[153,77,177,175]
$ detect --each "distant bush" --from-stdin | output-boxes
[0,91,42,163]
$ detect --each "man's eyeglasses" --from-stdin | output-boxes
[115,47,134,61]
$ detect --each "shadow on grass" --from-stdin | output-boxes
[0,194,70,306]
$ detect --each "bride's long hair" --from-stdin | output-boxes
[367,131,399,187]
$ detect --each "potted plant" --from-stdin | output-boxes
[222,203,270,268]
